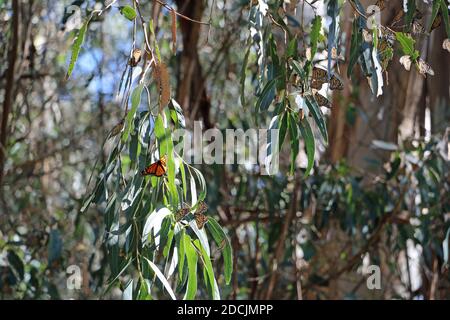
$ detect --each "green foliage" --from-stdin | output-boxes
[3,0,448,301]
[67,5,233,301]
[119,5,137,21]
[297,117,315,177]
[439,0,450,38]
[396,32,419,60]
[65,17,91,80]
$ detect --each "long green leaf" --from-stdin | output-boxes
[144,258,177,300]
[429,0,442,32]
[240,41,251,107]
[194,240,220,299]
[305,96,328,144]
[310,16,322,60]
[206,218,233,285]
[177,229,186,282]
[183,234,198,300]
[348,18,363,78]
[278,111,288,152]
[440,0,450,38]
[119,5,137,21]
[288,112,299,174]
[122,83,144,142]
[66,17,91,80]
[327,0,339,76]
[298,117,315,177]
[256,78,277,111]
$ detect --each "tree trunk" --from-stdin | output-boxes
[175,0,212,129]
[0,0,21,188]
[327,1,448,171]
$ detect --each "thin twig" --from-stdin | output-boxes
[155,0,210,25]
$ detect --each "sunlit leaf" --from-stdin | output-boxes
[206,218,233,285]
[144,257,177,300]
[395,32,419,60]
[183,234,198,300]
[298,117,315,177]
[194,239,220,300]
[65,17,91,80]
[305,96,328,144]
[119,5,137,21]
[122,83,144,142]
[310,16,322,60]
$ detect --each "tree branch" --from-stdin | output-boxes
[0,0,20,187]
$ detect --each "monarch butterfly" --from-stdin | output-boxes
[314,92,330,107]
[431,13,442,31]
[310,67,328,89]
[194,201,208,229]
[310,78,325,90]
[141,155,167,177]
[129,48,142,67]
[375,0,385,11]
[329,75,344,90]
[417,59,434,77]
[194,212,208,229]
[312,67,328,81]
[195,201,208,215]
[175,206,190,222]
[390,9,404,27]
[412,19,426,35]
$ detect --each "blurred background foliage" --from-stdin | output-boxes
[0,0,449,299]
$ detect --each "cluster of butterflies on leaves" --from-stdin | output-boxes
[294,66,344,111]
[106,130,209,229]
[140,155,209,229]
[310,67,344,107]
[174,201,209,230]
[373,0,445,75]
[104,48,210,229]
[375,0,445,35]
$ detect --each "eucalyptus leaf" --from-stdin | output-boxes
[119,5,137,21]
[206,218,233,285]
[298,117,315,177]
[144,258,177,300]
[183,234,198,300]
[66,17,91,79]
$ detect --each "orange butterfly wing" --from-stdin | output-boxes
[154,163,166,177]
[141,155,167,177]
[141,162,158,176]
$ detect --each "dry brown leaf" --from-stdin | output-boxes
[154,62,171,110]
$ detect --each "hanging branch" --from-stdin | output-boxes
[154,0,210,25]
